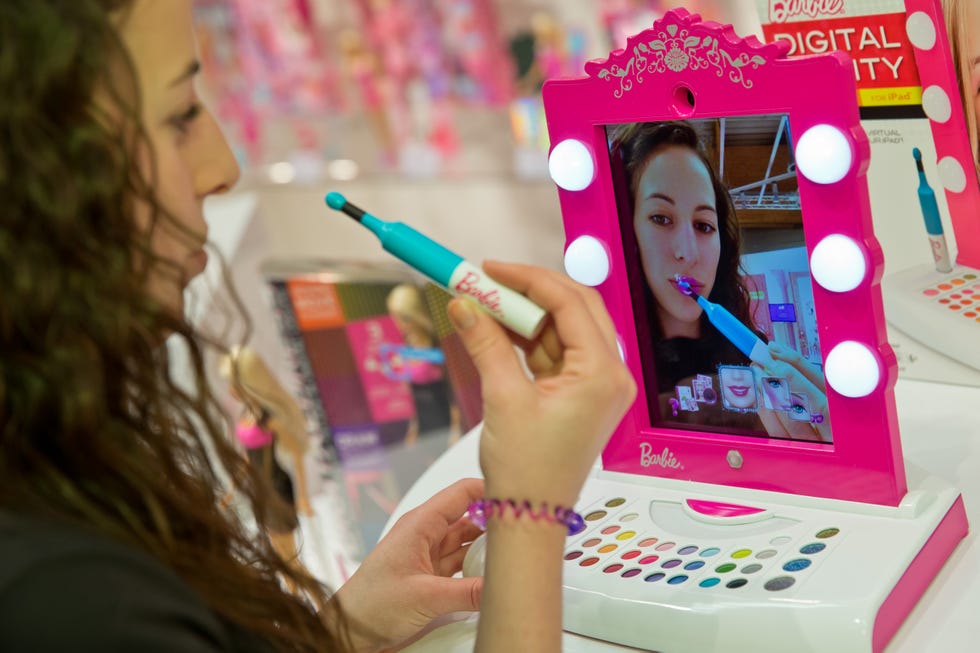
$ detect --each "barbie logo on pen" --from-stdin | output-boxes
[640,443,684,470]
[454,270,504,316]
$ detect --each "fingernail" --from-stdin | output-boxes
[448,298,478,331]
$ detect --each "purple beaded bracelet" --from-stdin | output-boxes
[467,498,586,536]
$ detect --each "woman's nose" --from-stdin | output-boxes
[671,225,698,263]
[195,110,241,198]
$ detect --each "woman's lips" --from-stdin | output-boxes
[727,385,750,397]
[670,276,703,291]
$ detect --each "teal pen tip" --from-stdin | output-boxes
[325,192,347,210]
[912,147,922,161]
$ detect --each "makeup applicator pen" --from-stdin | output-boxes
[912,148,953,274]
[325,192,547,339]
[674,275,774,367]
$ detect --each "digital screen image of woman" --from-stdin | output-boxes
[719,365,758,412]
[608,119,831,443]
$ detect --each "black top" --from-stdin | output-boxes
[0,511,274,653]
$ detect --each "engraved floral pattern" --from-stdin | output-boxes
[591,18,770,99]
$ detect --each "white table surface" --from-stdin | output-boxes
[384,378,980,652]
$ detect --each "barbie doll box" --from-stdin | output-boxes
[755,0,980,386]
[263,260,481,555]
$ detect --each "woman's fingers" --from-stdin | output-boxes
[482,261,619,357]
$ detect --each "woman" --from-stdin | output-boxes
[0,2,636,652]
[943,0,980,177]
[611,121,830,442]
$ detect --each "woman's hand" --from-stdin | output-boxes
[448,261,637,508]
[329,478,485,653]
[758,342,831,442]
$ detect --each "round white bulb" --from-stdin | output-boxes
[795,125,852,185]
[922,86,952,123]
[549,139,595,191]
[268,161,296,185]
[938,156,968,193]
[564,236,610,286]
[810,235,866,293]
[906,11,937,50]
[825,341,880,398]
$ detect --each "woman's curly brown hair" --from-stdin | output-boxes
[0,2,348,650]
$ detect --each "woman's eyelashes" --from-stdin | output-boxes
[694,220,717,234]
[170,102,202,135]
[645,214,716,234]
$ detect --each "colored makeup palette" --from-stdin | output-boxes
[919,273,980,321]
[558,475,965,652]
[883,264,980,373]
[565,495,840,596]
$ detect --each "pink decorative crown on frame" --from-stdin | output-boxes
[542,9,906,506]
[585,10,788,99]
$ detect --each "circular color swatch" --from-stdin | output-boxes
[585,511,607,522]
[700,577,721,588]
[684,561,705,571]
[605,498,626,508]
[620,513,639,522]
[731,549,752,559]
[783,559,812,572]
[617,531,637,541]
[639,555,660,565]
[602,526,620,535]
[564,551,583,561]
[656,542,676,551]
[621,550,641,560]
[645,573,666,583]
[580,557,599,567]
[604,564,624,574]
[741,564,763,574]
[715,563,737,573]
[667,575,689,585]
[638,538,658,547]
[816,528,840,539]
[726,578,748,589]
[677,545,699,555]
[622,568,642,578]
[755,549,778,560]
[700,547,721,558]
[800,543,827,555]
[583,538,601,548]
[765,576,797,591]
[662,559,682,569]
[598,544,618,554]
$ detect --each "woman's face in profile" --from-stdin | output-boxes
[113,0,241,314]
[633,145,721,339]
[719,365,757,410]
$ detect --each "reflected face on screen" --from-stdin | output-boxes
[719,366,757,411]
[633,146,720,339]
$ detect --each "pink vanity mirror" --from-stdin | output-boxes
[877,0,980,376]
[541,9,967,652]
[545,7,901,505]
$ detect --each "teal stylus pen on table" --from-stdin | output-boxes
[913,148,953,273]
[675,276,773,367]
[325,192,547,339]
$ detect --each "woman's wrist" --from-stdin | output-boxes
[468,497,585,536]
